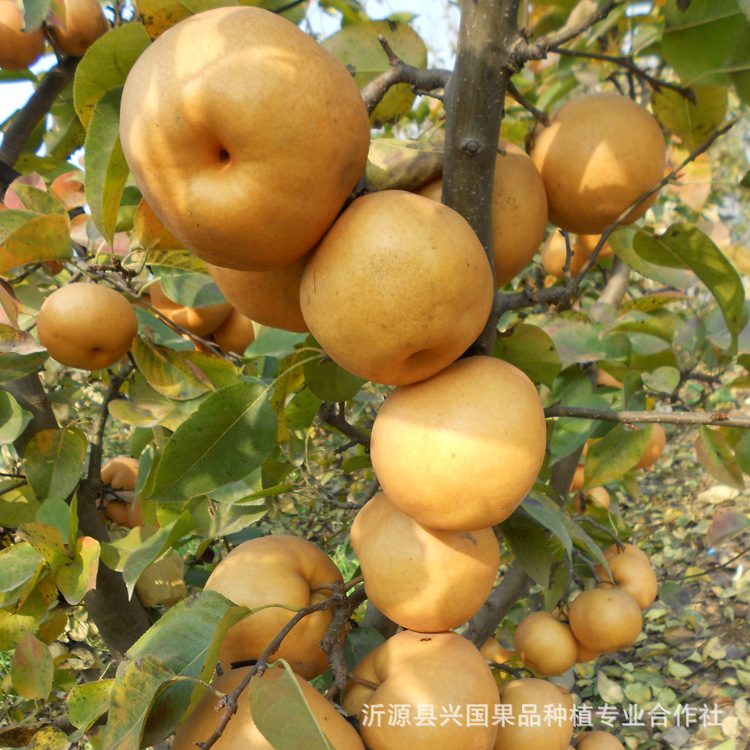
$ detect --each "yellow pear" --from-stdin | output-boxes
[351,492,499,631]
[530,93,665,234]
[300,189,494,386]
[0,1,45,69]
[120,6,370,271]
[494,678,574,750]
[568,588,642,653]
[513,611,578,676]
[206,253,310,333]
[49,0,109,57]
[203,535,343,679]
[343,630,499,750]
[369,356,546,530]
[37,283,138,370]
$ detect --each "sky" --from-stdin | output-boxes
[0,0,458,149]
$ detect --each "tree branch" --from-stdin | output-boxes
[0,56,79,179]
[442,0,524,357]
[544,405,750,429]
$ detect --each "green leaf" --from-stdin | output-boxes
[663,0,750,104]
[101,514,195,597]
[322,19,427,125]
[244,329,307,359]
[100,654,176,750]
[494,324,561,387]
[520,493,572,555]
[127,590,251,746]
[499,512,553,587]
[56,536,100,605]
[633,225,746,343]
[584,424,654,488]
[149,382,277,502]
[695,426,745,489]
[16,521,68,572]
[651,85,728,149]
[609,226,696,288]
[132,335,214,401]
[84,87,130,246]
[0,485,39,528]
[302,337,364,402]
[8,185,68,215]
[548,393,611,464]
[74,23,151,128]
[22,427,88,504]
[0,585,49,650]
[249,662,335,750]
[0,390,32,444]
[0,211,72,274]
[0,324,48,380]
[154,268,227,308]
[0,542,44,608]
[67,678,115,732]
[641,366,681,394]
[10,634,54,700]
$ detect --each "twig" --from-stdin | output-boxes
[531,0,623,52]
[359,39,450,117]
[86,360,135,483]
[550,47,696,102]
[320,402,371,450]
[197,582,363,749]
[544,405,750,429]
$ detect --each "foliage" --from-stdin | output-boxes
[0,0,749,748]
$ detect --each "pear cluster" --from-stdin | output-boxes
[0,0,108,69]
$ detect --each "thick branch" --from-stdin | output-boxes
[443,0,523,356]
[0,56,79,179]
[463,559,530,647]
[544,405,750,429]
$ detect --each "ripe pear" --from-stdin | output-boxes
[351,492,500,632]
[342,630,499,750]
[101,456,143,527]
[172,665,365,750]
[369,356,547,531]
[206,253,310,333]
[576,730,626,750]
[418,139,548,286]
[634,422,666,469]
[147,281,232,337]
[300,190,494,386]
[120,6,370,271]
[494,678,574,750]
[574,486,610,513]
[0,1,44,69]
[513,611,578,676]
[203,535,342,679]
[530,93,666,234]
[597,552,658,610]
[37,283,138,370]
[603,542,649,562]
[568,588,642,654]
[212,308,256,355]
[49,0,109,57]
